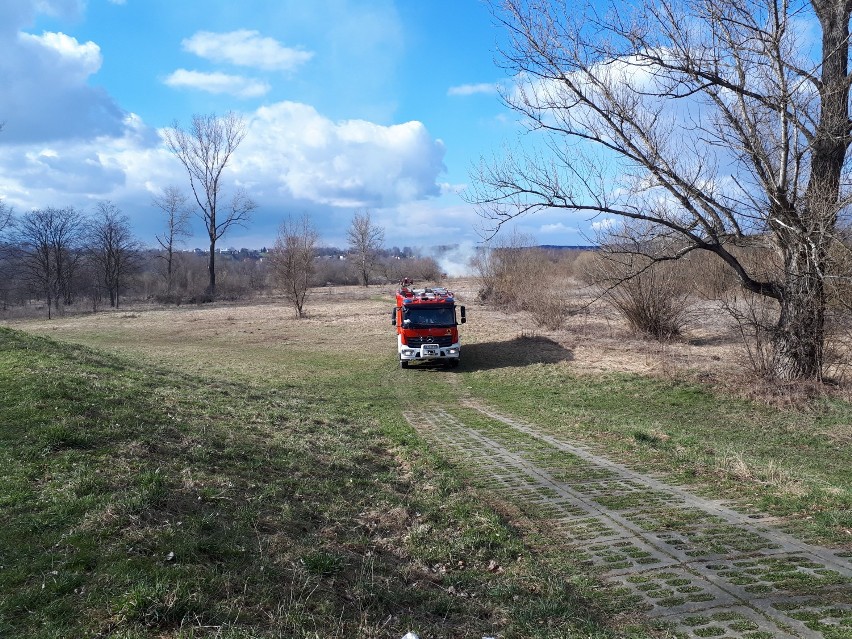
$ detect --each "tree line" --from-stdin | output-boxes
[0,202,140,318]
[0,200,441,318]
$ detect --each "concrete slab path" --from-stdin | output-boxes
[404,401,852,639]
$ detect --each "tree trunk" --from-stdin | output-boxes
[208,239,216,297]
[771,247,825,380]
[166,251,174,295]
[768,1,851,381]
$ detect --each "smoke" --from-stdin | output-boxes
[429,241,478,277]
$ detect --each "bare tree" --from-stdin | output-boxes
[87,202,141,309]
[347,210,384,287]
[163,112,256,298]
[0,199,11,237]
[471,0,852,381]
[271,214,318,318]
[16,207,85,318]
[0,200,13,300]
[152,185,192,296]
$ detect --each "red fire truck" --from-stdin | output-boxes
[392,279,466,368]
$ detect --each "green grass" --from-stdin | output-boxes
[462,365,852,546]
[0,327,636,638]
[7,298,852,637]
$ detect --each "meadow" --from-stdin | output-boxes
[1,279,850,638]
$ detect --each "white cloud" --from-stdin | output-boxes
[447,82,498,97]
[1,99,447,244]
[238,101,445,208]
[590,217,620,232]
[439,182,466,195]
[182,30,313,72]
[0,115,167,212]
[20,31,101,77]
[0,26,127,142]
[163,69,270,98]
[379,201,478,238]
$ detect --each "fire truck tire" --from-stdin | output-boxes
[400,359,409,369]
[451,359,460,368]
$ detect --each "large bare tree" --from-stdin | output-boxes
[471,0,852,380]
[347,210,385,287]
[271,214,318,318]
[87,201,140,309]
[164,112,256,298]
[152,185,192,296]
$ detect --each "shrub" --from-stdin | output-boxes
[472,231,576,329]
[585,249,692,340]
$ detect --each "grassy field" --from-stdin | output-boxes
[2,283,850,637]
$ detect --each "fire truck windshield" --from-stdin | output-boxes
[403,306,456,327]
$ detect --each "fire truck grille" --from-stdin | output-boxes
[406,336,454,348]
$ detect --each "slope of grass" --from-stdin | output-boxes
[0,327,639,639]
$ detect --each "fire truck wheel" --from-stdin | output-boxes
[400,359,409,369]
[450,359,460,368]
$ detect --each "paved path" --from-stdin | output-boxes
[403,401,852,639]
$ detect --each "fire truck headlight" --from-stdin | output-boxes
[448,348,458,355]
[402,349,416,356]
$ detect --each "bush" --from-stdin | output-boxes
[585,249,692,340]
[472,231,577,329]
[525,289,574,330]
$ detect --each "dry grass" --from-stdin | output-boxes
[4,276,850,637]
[5,286,395,383]
[450,277,740,381]
[0,278,753,384]
[7,276,852,403]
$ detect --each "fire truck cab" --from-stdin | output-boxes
[392,279,466,368]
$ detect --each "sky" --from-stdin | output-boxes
[0,0,596,265]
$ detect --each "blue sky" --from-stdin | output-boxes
[0,0,593,261]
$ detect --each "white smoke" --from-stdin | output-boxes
[430,241,478,277]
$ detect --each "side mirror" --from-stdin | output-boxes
[391,308,397,326]
[460,306,466,324]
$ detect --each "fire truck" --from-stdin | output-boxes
[392,278,466,368]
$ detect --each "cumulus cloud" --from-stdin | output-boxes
[182,30,313,72]
[378,201,477,240]
[164,69,270,98]
[447,82,498,97]
[1,97,447,245]
[0,29,128,142]
[0,114,167,213]
[238,101,445,208]
[0,0,83,35]
[20,31,101,78]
